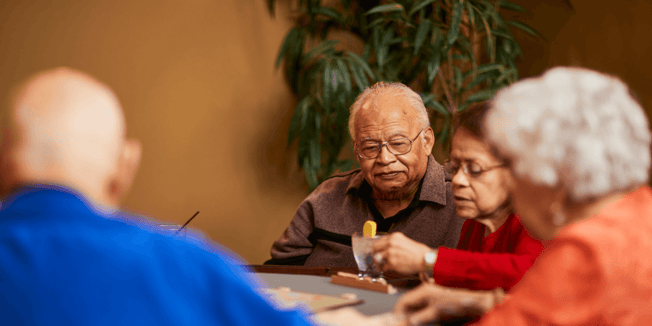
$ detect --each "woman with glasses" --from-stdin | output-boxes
[372,101,543,291]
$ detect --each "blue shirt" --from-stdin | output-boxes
[0,185,314,325]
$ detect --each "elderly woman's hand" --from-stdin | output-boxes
[394,283,494,325]
[372,232,433,275]
[314,308,408,326]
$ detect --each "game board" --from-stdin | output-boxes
[261,287,364,313]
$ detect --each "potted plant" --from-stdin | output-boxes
[269,0,540,189]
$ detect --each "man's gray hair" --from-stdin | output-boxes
[485,67,651,202]
[348,82,430,140]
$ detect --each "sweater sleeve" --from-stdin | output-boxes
[265,200,316,265]
[433,229,544,291]
[471,239,603,326]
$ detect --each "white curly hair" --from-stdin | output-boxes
[348,82,430,140]
[485,67,651,202]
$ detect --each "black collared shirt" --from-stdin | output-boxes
[357,179,424,233]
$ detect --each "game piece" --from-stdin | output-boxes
[330,271,397,294]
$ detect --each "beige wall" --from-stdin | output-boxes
[514,0,652,111]
[1,0,651,263]
[0,0,308,264]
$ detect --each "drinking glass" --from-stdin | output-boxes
[157,223,187,237]
[351,232,386,279]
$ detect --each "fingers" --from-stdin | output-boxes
[407,305,440,326]
[394,284,435,315]
[373,248,402,273]
[395,285,456,325]
[373,232,406,250]
[372,232,436,275]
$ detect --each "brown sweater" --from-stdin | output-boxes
[267,156,463,267]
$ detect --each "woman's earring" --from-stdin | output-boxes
[551,202,566,226]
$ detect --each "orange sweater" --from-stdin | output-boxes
[474,186,652,325]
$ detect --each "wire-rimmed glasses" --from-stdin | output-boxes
[355,129,424,160]
[444,160,506,179]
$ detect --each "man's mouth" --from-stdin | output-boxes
[454,196,472,202]
[376,171,401,179]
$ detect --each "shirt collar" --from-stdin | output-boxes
[2,183,117,215]
[346,155,448,206]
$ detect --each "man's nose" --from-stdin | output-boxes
[376,144,397,164]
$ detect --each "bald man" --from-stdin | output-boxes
[0,68,314,326]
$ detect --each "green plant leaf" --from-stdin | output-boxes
[288,97,310,146]
[346,57,369,91]
[267,0,276,16]
[348,52,375,80]
[335,58,353,95]
[463,73,492,92]
[306,0,314,15]
[299,97,311,135]
[314,113,323,149]
[427,51,441,86]
[313,6,345,24]
[501,39,513,55]
[465,88,498,103]
[468,63,503,76]
[500,0,527,13]
[465,1,475,27]
[507,20,545,39]
[339,0,352,9]
[375,26,394,69]
[496,66,518,84]
[310,139,321,170]
[365,3,405,15]
[454,66,462,93]
[303,156,319,189]
[431,100,450,117]
[414,19,431,55]
[323,61,333,111]
[420,93,436,105]
[372,27,380,55]
[367,17,387,29]
[304,39,339,62]
[447,0,463,45]
[437,120,450,145]
[362,42,372,61]
[408,0,436,16]
[275,27,300,67]
[490,29,514,40]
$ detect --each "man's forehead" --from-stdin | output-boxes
[355,93,417,134]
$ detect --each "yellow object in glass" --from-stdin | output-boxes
[363,220,377,237]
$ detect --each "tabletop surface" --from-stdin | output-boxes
[255,272,408,316]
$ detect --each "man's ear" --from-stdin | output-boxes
[422,127,435,155]
[107,139,142,207]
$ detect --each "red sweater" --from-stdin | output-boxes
[433,214,543,291]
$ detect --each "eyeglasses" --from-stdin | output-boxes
[356,129,424,160]
[444,161,506,179]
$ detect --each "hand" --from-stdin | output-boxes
[394,284,491,325]
[372,232,433,275]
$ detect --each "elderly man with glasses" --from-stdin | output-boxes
[266,82,463,267]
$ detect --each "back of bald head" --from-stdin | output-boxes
[2,67,126,205]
